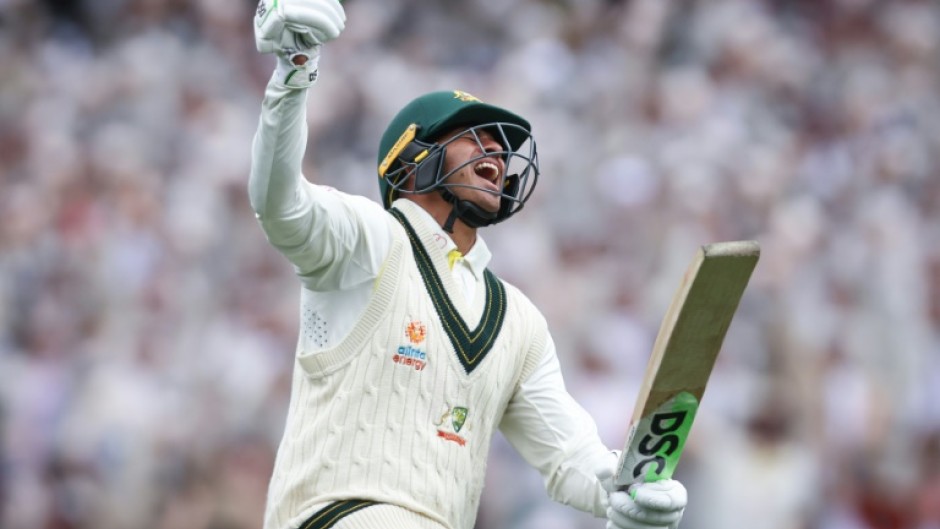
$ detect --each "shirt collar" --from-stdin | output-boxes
[401,200,491,280]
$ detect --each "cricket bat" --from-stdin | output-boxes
[614,240,760,489]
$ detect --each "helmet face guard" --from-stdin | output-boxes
[381,121,539,227]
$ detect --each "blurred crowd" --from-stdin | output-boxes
[1,0,939,528]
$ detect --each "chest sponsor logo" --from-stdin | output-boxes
[435,405,469,446]
[393,345,426,371]
[392,321,428,371]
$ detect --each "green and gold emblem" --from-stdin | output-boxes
[451,407,468,433]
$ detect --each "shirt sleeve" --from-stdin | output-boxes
[498,335,616,517]
[248,76,391,291]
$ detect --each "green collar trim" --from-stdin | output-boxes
[390,208,506,374]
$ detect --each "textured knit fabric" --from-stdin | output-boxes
[263,200,549,529]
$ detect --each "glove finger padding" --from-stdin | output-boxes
[629,480,687,512]
[282,0,345,43]
[608,491,684,528]
[605,479,687,529]
[255,0,345,54]
[607,508,678,529]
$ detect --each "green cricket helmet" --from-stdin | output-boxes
[376,90,539,231]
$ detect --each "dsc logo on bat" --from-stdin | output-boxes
[618,392,699,485]
[632,410,689,478]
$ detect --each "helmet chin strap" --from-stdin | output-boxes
[439,189,498,233]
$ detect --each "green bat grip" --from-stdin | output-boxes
[615,392,699,489]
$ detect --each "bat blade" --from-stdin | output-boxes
[614,241,760,488]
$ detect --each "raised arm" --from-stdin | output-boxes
[249,1,390,290]
[249,0,346,212]
[249,72,312,226]
[250,0,343,220]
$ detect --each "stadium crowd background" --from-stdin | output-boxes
[2,0,939,527]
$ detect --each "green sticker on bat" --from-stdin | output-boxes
[619,392,699,484]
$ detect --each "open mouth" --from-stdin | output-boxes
[473,160,501,186]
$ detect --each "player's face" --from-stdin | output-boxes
[438,127,506,213]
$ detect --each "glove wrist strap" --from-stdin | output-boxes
[274,51,320,89]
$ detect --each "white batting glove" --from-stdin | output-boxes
[254,0,345,89]
[596,465,687,529]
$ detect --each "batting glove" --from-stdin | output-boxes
[596,465,687,529]
[254,0,346,89]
